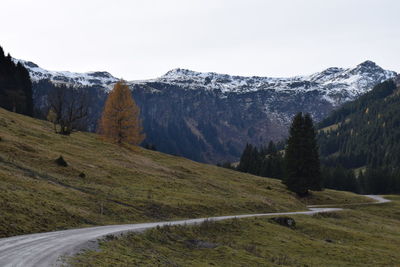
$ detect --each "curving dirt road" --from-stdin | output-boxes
[0,195,390,266]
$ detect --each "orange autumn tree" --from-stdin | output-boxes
[99,81,145,145]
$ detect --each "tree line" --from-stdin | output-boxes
[233,140,400,194]
[46,80,145,145]
[236,141,284,179]
[318,79,400,194]
[231,80,400,195]
[230,112,323,196]
[0,46,33,116]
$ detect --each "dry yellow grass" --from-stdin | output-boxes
[0,108,371,237]
[72,196,400,267]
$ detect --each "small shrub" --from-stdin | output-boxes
[79,172,86,178]
[55,156,68,167]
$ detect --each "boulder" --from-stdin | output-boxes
[269,217,296,228]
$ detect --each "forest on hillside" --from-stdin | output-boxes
[317,79,400,193]
[0,46,33,116]
[318,80,400,169]
[232,78,400,194]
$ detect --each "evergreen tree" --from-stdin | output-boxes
[236,141,285,179]
[284,112,322,195]
[15,62,33,115]
[0,46,33,116]
[303,114,322,190]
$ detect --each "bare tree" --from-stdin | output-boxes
[47,85,88,135]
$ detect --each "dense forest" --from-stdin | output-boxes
[318,79,400,170]
[236,141,284,179]
[0,46,33,116]
[233,77,400,194]
[316,78,400,193]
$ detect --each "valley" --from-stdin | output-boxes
[18,59,396,163]
[1,1,400,266]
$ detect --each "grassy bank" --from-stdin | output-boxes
[0,108,371,237]
[70,195,400,267]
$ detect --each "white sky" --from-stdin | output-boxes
[1,0,399,79]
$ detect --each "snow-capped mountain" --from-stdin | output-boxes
[132,60,395,106]
[14,59,119,90]
[21,59,397,163]
[19,58,395,106]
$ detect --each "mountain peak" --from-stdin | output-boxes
[347,60,391,77]
[15,59,119,91]
[87,71,115,79]
[357,60,380,69]
[163,68,198,77]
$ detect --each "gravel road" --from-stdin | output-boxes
[0,195,390,266]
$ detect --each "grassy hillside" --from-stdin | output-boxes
[70,196,400,267]
[0,108,371,237]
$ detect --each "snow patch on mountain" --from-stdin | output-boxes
[17,57,397,107]
[14,59,119,91]
[131,60,396,106]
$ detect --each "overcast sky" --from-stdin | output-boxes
[1,0,399,79]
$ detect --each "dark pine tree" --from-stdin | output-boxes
[236,141,285,179]
[237,143,254,173]
[303,114,322,191]
[284,112,322,196]
[0,46,33,116]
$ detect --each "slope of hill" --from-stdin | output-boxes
[318,77,400,170]
[0,108,370,238]
[318,76,400,193]
[16,59,396,163]
[70,195,400,267]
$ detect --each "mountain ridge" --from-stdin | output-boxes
[15,58,397,163]
[16,58,396,103]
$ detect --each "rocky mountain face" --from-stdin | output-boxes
[16,59,396,163]
[15,59,119,90]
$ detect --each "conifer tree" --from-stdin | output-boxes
[99,81,145,145]
[284,112,322,195]
[303,113,322,190]
[237,143,255,173]
[0,46,33,116]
